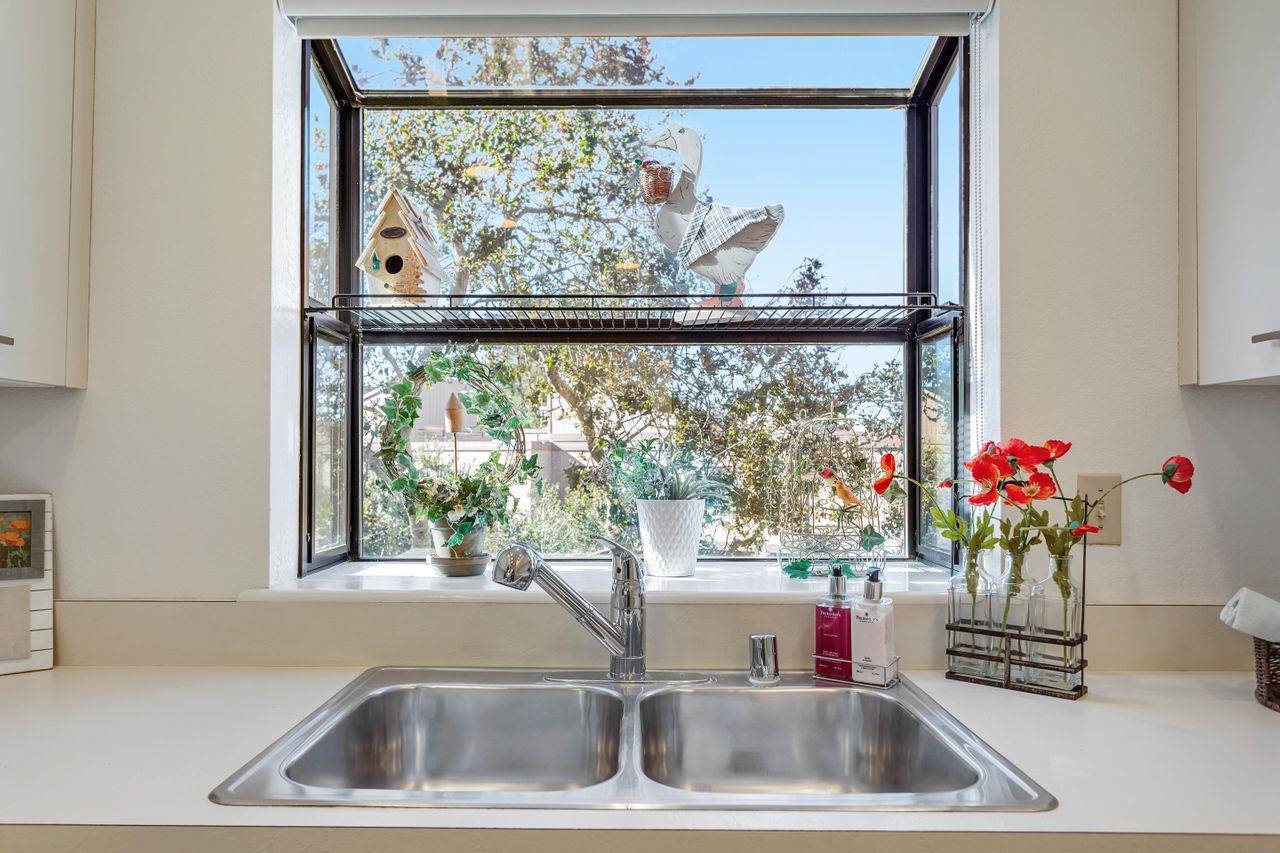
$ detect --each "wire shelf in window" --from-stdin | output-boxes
[308,293,962,340]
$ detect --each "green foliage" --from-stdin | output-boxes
[1038,495,1088,558]
[929,505,996,595]
[998,511,1042,588]
[782,559,813,578]
[360,37,696,298]
[414,465,516,547]
[605,440,727,502]
[859,524,886,552]
[491,480,615,554]
[353,41,910,558]
[375,350,539,547]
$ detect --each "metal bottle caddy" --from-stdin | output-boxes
[777,410,895,578]
[945,500,1091,701]
[813,656,902,689]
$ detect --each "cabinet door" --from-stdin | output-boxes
[1193,0,1280,385]
[0,0,77,386]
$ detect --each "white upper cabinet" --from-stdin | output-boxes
[0,0,93,388]
[1180,0,1280,386]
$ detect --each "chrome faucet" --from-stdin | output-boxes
[492,536,647,682]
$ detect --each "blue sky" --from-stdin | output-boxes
[338,36,960,377]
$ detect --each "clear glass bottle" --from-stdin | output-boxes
[948,548,992,678]
[1027,553,1084,691]
[990,550,1033,683]
[982,547,1011,592]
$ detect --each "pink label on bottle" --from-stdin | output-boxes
[815,604,852,681]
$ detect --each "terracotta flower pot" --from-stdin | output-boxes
[428,519,488,559]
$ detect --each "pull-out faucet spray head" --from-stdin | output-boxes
[492,543,542,591]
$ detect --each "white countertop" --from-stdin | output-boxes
[243,559,952,604]
[0,666,1275,835]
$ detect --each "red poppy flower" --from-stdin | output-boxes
[969,485,1000,506]
[1043,439,1072,461]
[972,440,1016,475]
[1000,438,1052,473]
[966,456,1002,489]
[1003,472,1057,505]
[1071,524,1100,537]
[965,457,1003,506]
[1162,456,1194,494]
[818,467,834,480]
[965,449,1012,482]
[873,453,896,495]
[938,480,953,489]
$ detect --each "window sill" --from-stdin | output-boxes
[240,560,951,605]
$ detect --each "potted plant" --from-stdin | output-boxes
[376,352,539,576]
[611,442,725,578]
[414,460,517,568]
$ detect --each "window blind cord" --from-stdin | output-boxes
[968,7,990,455]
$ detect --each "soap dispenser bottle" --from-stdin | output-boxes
[851,568,898,685]
[814,565,853,681]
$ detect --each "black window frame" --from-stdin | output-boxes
[299,35,968,575]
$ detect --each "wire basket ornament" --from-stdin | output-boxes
[376,354,530,489]
[777,411,900,578]
[638,160,675,205]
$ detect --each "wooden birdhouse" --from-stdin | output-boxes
[356,188,452,303]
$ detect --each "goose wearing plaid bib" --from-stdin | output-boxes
[642,123,785,307]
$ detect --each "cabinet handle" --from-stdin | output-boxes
[1252,330,1280,344]
[0,335,13,346]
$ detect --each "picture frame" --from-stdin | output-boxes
[0,494,52,675]
[0,497,45,581]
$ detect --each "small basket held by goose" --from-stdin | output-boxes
[638,160,675,205]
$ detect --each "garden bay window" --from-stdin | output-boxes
[301,32,967,573]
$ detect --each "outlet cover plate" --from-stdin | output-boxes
[1076,474,1122,545]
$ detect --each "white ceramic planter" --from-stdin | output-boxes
[636,498,704,577]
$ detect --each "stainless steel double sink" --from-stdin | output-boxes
[211,668,1055,811]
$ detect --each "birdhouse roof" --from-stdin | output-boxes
[408,233,447,280]
[365,187,441,251]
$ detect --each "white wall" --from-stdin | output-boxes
[995,0,1280,604]
[0,0,293,601]
[0,0,1276,609]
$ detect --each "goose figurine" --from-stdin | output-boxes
[641,123,785,308]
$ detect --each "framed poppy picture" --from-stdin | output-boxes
[0,498,45,581]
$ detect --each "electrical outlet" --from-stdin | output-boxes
[1076,474,1122,545]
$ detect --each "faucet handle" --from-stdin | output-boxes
[748,633,780,684]
[594,536,644,583]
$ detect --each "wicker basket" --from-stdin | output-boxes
[639,161,675,205]
[1255,637,1280,713]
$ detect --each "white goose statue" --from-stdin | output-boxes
[642,123,785,307]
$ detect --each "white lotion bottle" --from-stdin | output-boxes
[851,568,898,686]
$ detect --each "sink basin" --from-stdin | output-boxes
[211,668,1055,811]
[285,684,621,792]
[640,686,979,795]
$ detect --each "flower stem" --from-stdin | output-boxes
[1084,471,1162,522]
